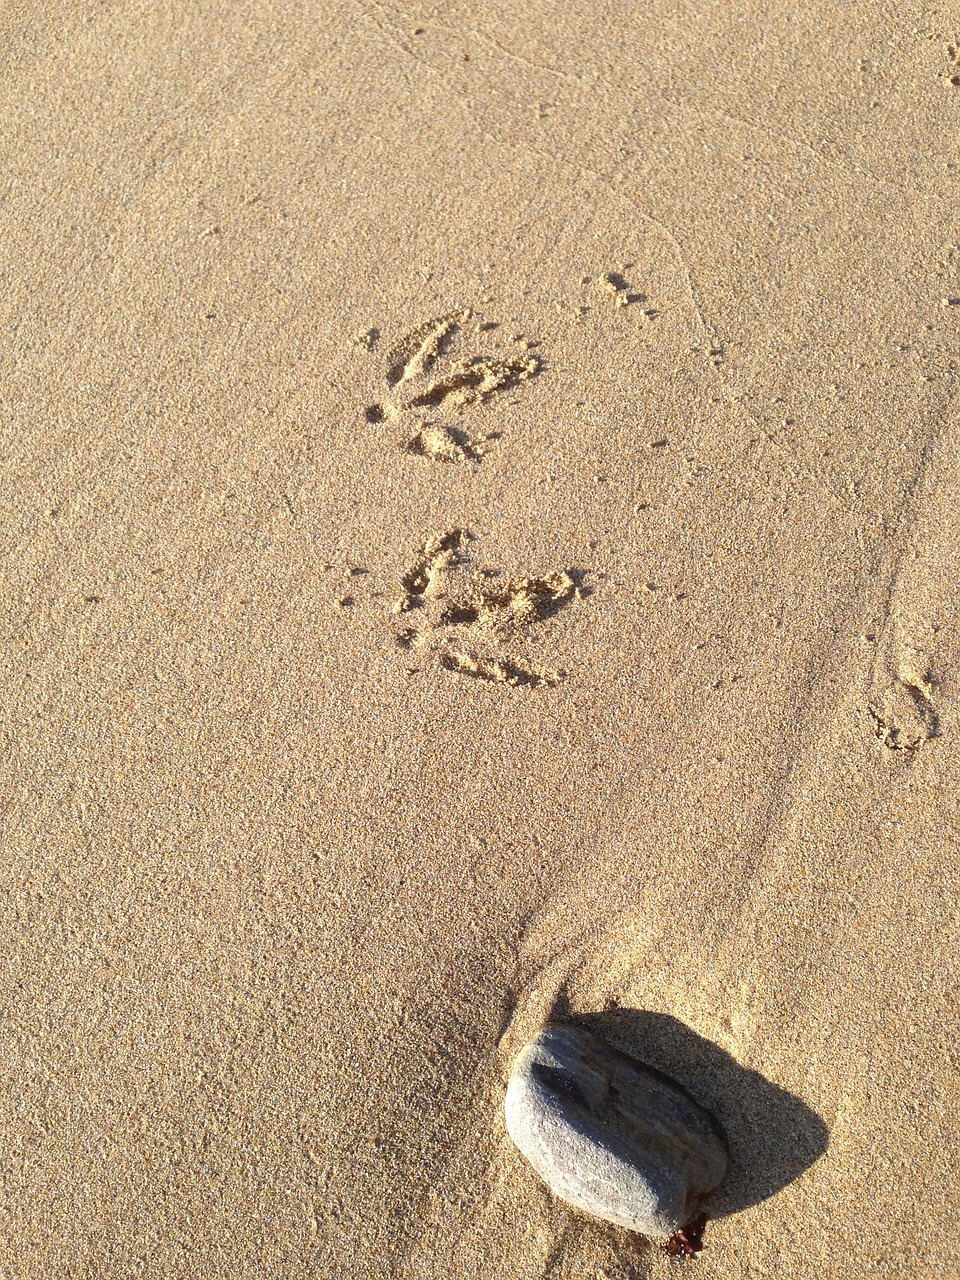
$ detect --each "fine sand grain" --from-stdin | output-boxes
[2,3,959,1277]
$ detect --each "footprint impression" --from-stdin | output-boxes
[393,529,584,689]
[364,311,540,461]
[868,645,940,754]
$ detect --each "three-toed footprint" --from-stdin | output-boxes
[392,530,584,690]
[364,311,540,463]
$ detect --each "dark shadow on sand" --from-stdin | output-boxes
[559,1004,829,1219]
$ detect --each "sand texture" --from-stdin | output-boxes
[2,2,959,1277]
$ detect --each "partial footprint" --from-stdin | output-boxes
[864,420,960,756]
[365,311,541,461]
[405,422,481,463]
[406,351,538,411]
[393,533,584,689]
[592,266,658,320]
[385,311,464,388]
[944,42,960,88]
[440,571,577,642]
[439,647,564,690]
[869,656,939,754]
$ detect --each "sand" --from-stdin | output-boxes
[2,2,959,1276]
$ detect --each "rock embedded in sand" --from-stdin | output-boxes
[504,1022,729,1238]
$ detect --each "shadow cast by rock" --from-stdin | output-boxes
[563,1005,829,1219]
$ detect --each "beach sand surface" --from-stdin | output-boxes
[2,3,959,1276]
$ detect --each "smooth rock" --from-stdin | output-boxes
[504,1022,729,1238]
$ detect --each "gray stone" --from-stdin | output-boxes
[504,1022,729,1238]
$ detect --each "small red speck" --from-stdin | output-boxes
[665,1212,708,1259]
[463,54,470,61]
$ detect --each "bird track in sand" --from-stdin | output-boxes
[392,530,584,690]
[363,310,541,462]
